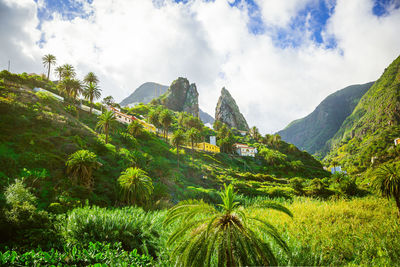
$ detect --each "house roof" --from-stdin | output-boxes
[234,143,256,150]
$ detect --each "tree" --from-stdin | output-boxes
[58,77,74,97]
[186,128,201,163]
[42,54,56,80]
[118,167,153,206]
[127,120,143,137]
[213,120,223,131]
[83,82,102,113]
[61,64,76,79]
[373,163,400,216]
[250,126,261,141]
[66,150,100,190]
[164,184,292,266]
[70,79,82,100]
[54,66,64,83]
[159,109,173,141]
[96,110,117,144]
[102,95,115,106]
[171,129,186,169]
[148,107,163,136]
[84,72,99,85]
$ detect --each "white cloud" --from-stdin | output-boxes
[1,0,400,135]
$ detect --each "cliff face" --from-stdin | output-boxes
[161,77,199,117]
[277,82,374,155]
[215,87,249,131]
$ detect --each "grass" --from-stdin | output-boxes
[250,196,400,266]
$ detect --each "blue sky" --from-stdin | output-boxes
[34,0,400,50]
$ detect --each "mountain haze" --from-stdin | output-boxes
[277,82,374,155]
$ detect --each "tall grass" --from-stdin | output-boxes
[249,196,400,266]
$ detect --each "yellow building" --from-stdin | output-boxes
[137,119,157,133]
[194,142,220,153]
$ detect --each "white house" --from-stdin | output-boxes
[234,143,257,157]
[107,106,135,124]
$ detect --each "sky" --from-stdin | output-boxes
[1,0,400,134]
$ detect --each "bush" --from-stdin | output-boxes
[0,242,153,266]
[62,206,165,257]
[64,104,77,115]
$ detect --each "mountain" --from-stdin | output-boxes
[324,55,400,175]
[160,77,199,117]
[120,82,168,107]
[120,81,214,123]
[277,82,374,155]
[215,87,249,131]
[199,108,214,125]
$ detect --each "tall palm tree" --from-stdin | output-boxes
[61,64,76,79]
[171,129,186,169]
[82,82,102,113]
[186,128,201,163]
[118,167,153,206]
[96,110,117,144]
[58,77,74,97]
[66,150,100,190]
[148,108,162,136]
[373,163,400,216]
[84,72,99,85]
[164,184,292,266]
[42,54,56,80]
[54,66,64,83]
[250,126,260,140]
[159,109,173,141]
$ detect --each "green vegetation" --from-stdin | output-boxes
[2,56,400,266]
[164,184,292,266]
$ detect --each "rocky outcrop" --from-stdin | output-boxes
[161,77,199,117]
[120,82,168,106]
[215,87,249,131]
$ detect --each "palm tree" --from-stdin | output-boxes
[70,79,82,100]
[54,66,64,83]
[66,150,100,190]
[171,129,186,169]
[96,110,117,144]
[82,82,102,113]
[42,54,56,80]
[250,126,260,141]
[148,108,162,136]
[61,64,76,78]
[84,72,99,85]
[58,77,74,97]
[373,163,400,216]
[127,120,143,137]
[159,109,173,141]
[118,167,153,206]
[164,184,292,266]
[186,128,201,163]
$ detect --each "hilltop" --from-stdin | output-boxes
[323,55,400,178]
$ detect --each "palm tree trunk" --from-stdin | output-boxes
[166,127,169,142]
[191,139,194,164]
[395,196,400,218]
[90,96,93,114]
[177,144,180,169]
[47,65,51,80]
[105,124,109,144]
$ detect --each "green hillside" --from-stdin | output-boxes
[277,82,373,156]
[324,55,400,177]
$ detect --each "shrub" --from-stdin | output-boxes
[64,104,77,115]
[0,242,153,266]
[62,206,165,257]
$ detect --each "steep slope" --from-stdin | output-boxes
[121,80,214,123]
[215,87,249,131]
[120,82,168,106]
[324,55,400,175]
[277,82,374,155]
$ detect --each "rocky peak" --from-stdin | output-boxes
[215,87,249,131]
[161,77,199,117]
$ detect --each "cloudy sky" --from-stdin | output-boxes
[1,0,400,133]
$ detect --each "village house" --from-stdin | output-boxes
[194,142,220,153]
[234,143,257,157]
[107,106,157,133]
[394,138,400,146]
